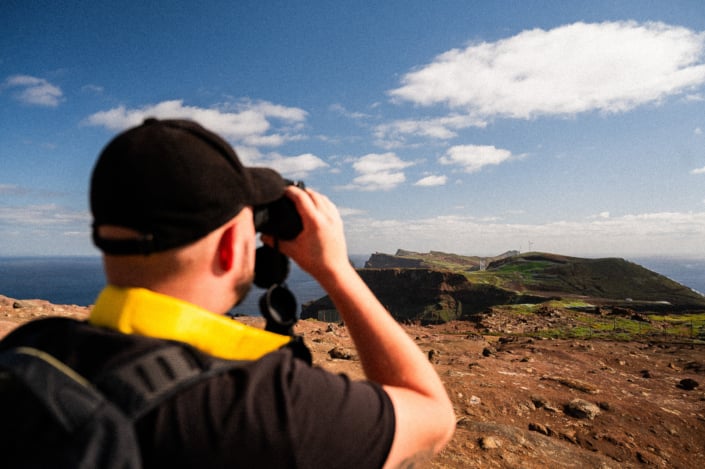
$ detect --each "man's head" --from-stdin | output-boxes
[90,118,288,312]
[90,118,287,255]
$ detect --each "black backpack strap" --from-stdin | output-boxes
[286,335,312,365]
[95,344,247,419]
[0,347,106,433]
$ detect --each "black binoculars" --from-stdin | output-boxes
[253,179,305,240]
[253,180,305,336]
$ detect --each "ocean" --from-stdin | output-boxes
[0,255,371,315]
[0,255,703,312]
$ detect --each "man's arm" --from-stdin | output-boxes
[265,187,455,468]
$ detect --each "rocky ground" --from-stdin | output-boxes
[2,294,704,468]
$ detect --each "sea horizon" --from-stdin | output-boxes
[1,254,703,311]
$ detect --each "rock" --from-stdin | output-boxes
[531,396,560,412]
[637,451,656,465]
[541,375,599,394]
[327,346,354,360]
[565,399,601,420]
[528,422,552,436]
[428,349,439,361]
[598,401,612,411]
[559,430,579,445]
[676,378,699,390]
[531,396,547,408]
[684,361,705,373]
[482,347,495,357]
[465,332,484,340]
[479,436,501,449]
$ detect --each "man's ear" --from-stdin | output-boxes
[217,225,236,272]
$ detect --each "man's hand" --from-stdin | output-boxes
[261,186,351,286]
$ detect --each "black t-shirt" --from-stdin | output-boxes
[1,318,395,468]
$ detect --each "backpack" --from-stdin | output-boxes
[0,344,244,469]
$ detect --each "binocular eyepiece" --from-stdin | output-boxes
[253,180,305,336]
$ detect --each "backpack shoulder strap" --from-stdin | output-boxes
[95,344,247,419]
[1,340,249,423]
[0,346,106,433]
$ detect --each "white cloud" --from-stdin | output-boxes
[347,170,407,192]
[338,207,367,217]
[440,145,514,173]
[374,114,487,147]
[84,99,307,147]
[339,152,414,191]
[342,211,705,258]
[4,75,63,107]
[0,184,23,195]
[255,152,328,180]
[353,152,413,173]
[0,204,89,226]
[695,127,703,135]
[329,103,371,120]
[588,211,611,219]
[0,204,93,256]
[414,175,447,187]
[389,21,705,119]
[81,84,104,95]
[691,165,705,174]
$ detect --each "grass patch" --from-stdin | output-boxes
[649,312,705,323]
[648,313,705,339]
[503,304,539,314]
[544,299,594,309]
[493,261,551,274]
[465,270,508,286]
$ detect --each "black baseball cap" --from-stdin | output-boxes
[90,118,287,255]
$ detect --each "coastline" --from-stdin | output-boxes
[1,254,704,307]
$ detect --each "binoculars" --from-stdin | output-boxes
[253,180,304,336]
[254,179,305,241]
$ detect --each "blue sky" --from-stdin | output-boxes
[2,0,705,258]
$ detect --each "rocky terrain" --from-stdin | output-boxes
[2,294,704,468]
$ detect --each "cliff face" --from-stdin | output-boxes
[301,268,544,323]
[363,253,424,268]
[301,250,705,323]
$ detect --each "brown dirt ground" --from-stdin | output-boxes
[2,294,704,468]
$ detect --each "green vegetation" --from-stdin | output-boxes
[502,304,538,314]
[420,305,458,323]
[492,260,552,274]
[545,299,594,309]
[496,307,705,343]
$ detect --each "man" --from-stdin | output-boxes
[2,119,454,467]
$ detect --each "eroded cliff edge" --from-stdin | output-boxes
[302,250,705,323]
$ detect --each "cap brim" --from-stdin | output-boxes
[247,167,288,206]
